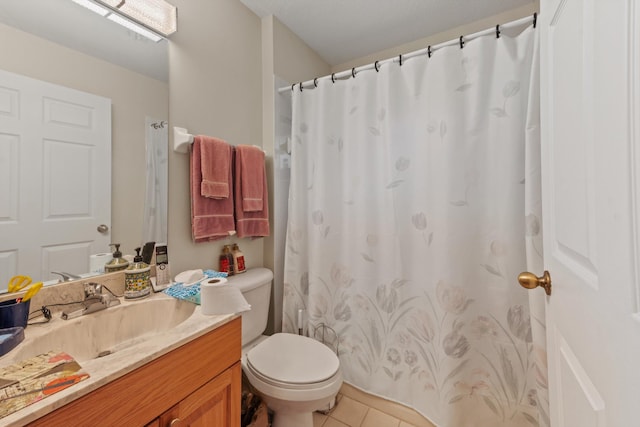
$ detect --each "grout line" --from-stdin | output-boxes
[360,407,370,427]
[338,384,434,427]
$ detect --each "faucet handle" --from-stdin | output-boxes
[51,271,69,282]
[51,271,81,282]
[84,282,102,298]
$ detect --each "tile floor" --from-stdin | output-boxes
[313,393,421,427]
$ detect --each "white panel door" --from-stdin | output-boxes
[0,69,111,288]
[540,1,640,425]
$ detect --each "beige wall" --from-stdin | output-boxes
[261,16,331,333]
[332,2,539,72]
[0,23,169,262]
[168,0,263,274]
[272,17,332,85]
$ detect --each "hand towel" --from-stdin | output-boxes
[199,135,230,199]
[191,136,235,242]
[234,145,270,238]
[237,145,264,211]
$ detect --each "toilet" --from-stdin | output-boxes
[229,268,342,427]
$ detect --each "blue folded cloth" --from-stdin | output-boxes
[164,270,227,304]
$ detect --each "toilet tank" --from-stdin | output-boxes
[226,267,273,346]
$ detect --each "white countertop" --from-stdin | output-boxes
[0,292,236,426]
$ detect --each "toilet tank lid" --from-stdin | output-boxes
[227,268,273,292]
[247,333,340,385]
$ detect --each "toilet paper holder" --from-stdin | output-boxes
[310,323,339,356]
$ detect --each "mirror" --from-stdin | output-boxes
[0,0,169,289]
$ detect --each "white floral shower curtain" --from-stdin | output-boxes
[142,117,168,244]
[284,25,546,427]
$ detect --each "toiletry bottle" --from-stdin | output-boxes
[219,246,230,274]
[232,243,246,274]
[124,247,151,299]
[104,243,130,273]
[225,245,235,276]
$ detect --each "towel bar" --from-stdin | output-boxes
[173,126,267,155]
[173,126,193,153]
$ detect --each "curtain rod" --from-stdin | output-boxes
[277,13,537,94]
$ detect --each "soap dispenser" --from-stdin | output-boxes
[104,243,130,273]
[124,247,151,299]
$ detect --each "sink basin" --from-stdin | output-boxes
[5,296,195,362]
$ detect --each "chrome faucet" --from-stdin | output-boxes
[51,271,82,282]
[61,282,121,320]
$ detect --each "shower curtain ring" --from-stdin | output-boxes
[374,60,380,72]
[459,35,465,49]
[496,24,501,38]
[291,84,295,91]
[352,68,357,78]
[428,46,432,58]
[331,73,336,83]
[533,12,537,28]
[399,54,403,66]
[313,78,318,88]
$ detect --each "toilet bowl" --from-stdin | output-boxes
[242,333,342,427]
[227,268,342,427]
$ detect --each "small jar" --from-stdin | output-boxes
[226,245,235,276]
[232,243,246,274]
[220,245,234,276]
[219,246,230,274]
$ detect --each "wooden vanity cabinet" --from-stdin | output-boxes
[153,362,241,426]
[27,316,241,427]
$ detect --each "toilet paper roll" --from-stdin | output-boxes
[200,278,251,316]
[89,253,113,274]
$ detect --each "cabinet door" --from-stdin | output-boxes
[159,362,241,427]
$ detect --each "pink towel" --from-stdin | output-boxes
[234,145,270,238]
[237,145,264,211]
[191,137,235,242]
[199,135,231,199]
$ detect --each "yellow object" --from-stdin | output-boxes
[21,282,43,302]
[7,276,43,302]
[8,275,32,293]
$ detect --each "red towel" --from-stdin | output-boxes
[199,135,230,199]
[238,145,265,211]
[234,145,270,238]
[191,136,235,242]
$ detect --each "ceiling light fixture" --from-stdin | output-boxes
[71,0,177,42]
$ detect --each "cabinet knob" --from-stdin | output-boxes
[169,419,182,427]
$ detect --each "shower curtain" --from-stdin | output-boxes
[142,117,169,244]
[283,25,546,427]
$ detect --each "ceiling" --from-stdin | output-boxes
[0,0,168,81]
[240,0,535,66]
[0,0,534,81]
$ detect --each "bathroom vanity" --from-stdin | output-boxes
[0,291,241,427]
[27,317,241,426]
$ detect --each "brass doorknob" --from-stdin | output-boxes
[517,271,552,296]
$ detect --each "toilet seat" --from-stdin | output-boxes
[246,333,340,390]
